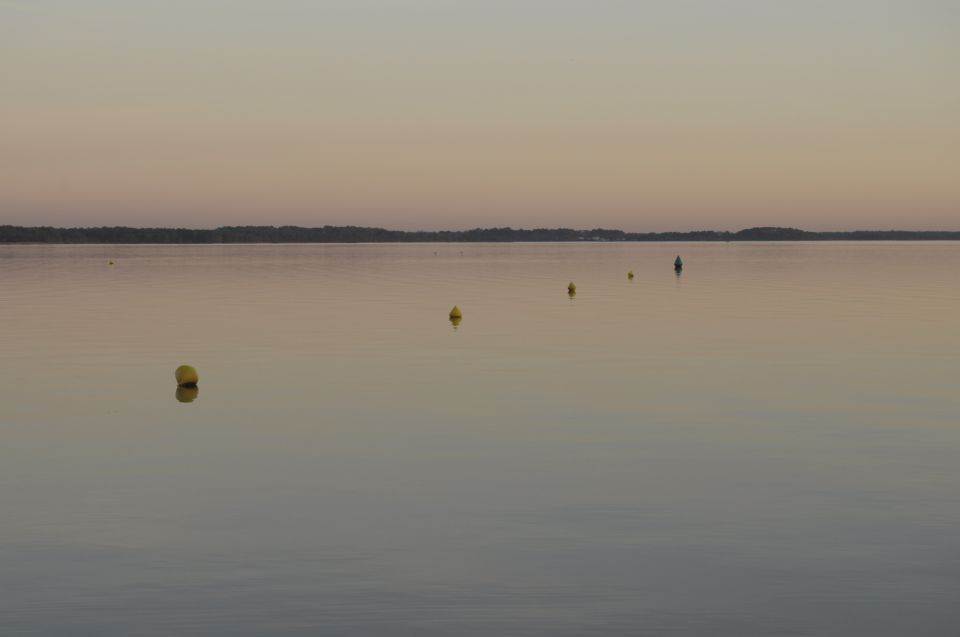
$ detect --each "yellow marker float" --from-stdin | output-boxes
[175,364,199,387]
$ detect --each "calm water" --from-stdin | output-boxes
[1,242,958,636]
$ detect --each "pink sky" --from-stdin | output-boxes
[2,1,958,230]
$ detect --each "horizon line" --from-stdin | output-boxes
[4,224,960,245]
[5,223,960,233]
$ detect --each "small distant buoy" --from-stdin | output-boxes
[674,255,683,270]
[108,260,114,265]
[627,271,634,279]
[568,282,577,293]
[449,305,462,320]
[449,316,462,329]
[175,364,199,387]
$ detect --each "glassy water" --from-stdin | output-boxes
[1,242,958,636]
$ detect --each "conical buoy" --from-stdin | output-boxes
[175,365,199,387]
[568,282,577,293]
[674,255,683,270]
[449,305,462,320]
[627,271,634,279]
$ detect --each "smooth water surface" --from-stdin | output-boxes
[1,243,958,636]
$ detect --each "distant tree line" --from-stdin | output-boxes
[2,225,959,244]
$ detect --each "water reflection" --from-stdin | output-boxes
[176,385,199,403]
[2,243,959,637]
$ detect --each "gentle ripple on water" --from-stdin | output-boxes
[0,242,959,636]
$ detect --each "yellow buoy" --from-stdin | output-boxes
[108,260,114,265]
[449,316,462,329]
[175,364,199,387]
[568,282,576,293]
[449,305,462,319]
[627,271,634,279]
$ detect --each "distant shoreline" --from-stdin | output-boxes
[2,225,960,244]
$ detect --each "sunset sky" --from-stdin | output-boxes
[1,0,958,231]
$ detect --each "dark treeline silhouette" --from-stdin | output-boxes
[2,225,959,244]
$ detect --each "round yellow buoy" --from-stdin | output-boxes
[627,271,634,279]
[175,364,199,387]
[176,385,199,403]
[449,305,462,320]
[568,282,576,293]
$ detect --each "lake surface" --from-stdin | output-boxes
[1,242,958,636]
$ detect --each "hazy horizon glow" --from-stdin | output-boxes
[2,1,958,231]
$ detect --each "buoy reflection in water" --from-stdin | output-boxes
[176,385,199,403]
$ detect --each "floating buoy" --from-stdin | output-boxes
[176,385,199,403]
[449,316,462,329]
[449,305,462,320]
[568,282,577,293]
[108,260,114,265]
[627,271,634,279]
[175,365,199,387]
[674,255,683,270]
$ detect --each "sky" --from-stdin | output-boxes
[1,0,958,231]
